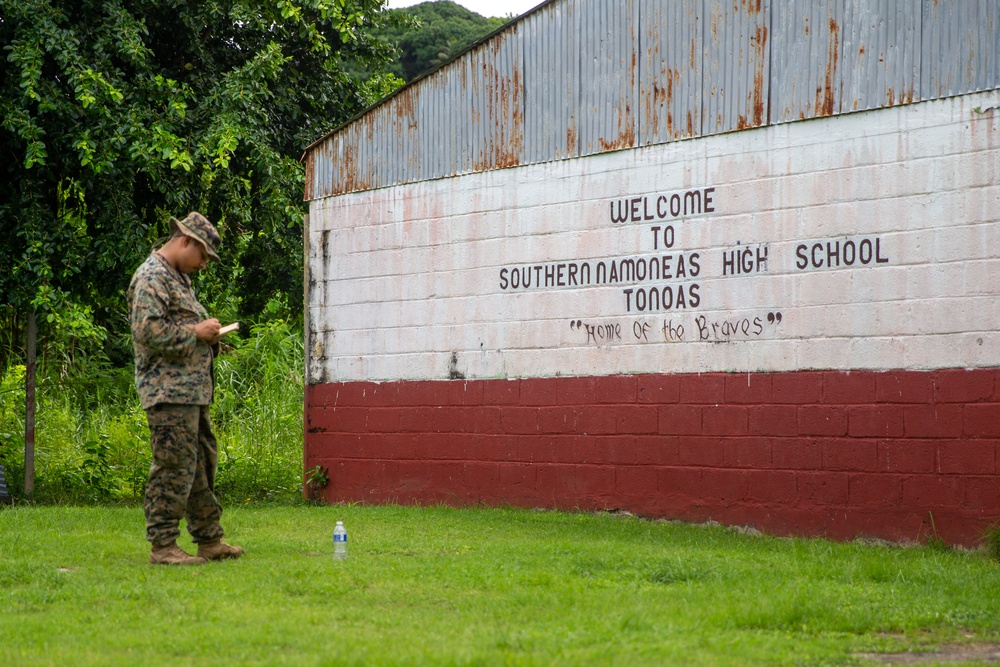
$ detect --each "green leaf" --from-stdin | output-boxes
[0,0,400,329]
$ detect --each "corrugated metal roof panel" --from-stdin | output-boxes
[303,0,1000,201]
[638,0,704,144]
[702,0,770,133]
[839,0,920,112]
[415,66,447,178]
[577,0,638,156]
[771,0,844,122]
[522,1,581,162]
[472,29,524,170]
[922,0,999,98]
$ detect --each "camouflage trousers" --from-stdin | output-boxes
[143,403,224,547]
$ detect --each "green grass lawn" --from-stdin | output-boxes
[1,504,998,666]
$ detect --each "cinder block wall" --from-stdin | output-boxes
[306,92,1000,546]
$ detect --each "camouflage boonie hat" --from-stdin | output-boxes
[169,212,220,261]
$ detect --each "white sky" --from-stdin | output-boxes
[385,0,544,19]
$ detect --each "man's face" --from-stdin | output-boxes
[179,236,209,274]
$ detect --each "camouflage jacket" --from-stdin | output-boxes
[128,252,214,409]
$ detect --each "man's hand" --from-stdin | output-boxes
[194,318,221,344]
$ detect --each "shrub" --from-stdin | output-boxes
[0,321,304,505]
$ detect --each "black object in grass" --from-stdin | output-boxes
[0,463,10,504]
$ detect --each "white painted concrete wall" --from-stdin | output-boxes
[307,91,1000,383]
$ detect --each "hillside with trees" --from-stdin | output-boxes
[382,1,509,82]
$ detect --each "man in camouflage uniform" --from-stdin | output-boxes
[128,212,244,565]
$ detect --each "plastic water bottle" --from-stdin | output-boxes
[333,521,348,560]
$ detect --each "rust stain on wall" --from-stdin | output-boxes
[598,106,636,152]
[817,17,840,117]
[394,87,417,127]
[597,38,638,152]
[643,56,676,140]
[472,39,522,171]
[644,81,662,138]
[339,143,358,195]
[882,86,916,108]
[303,152,314,200]
[566,123,577,156]
[642,26,666,142]
[752,24,768,126]
[600,113,635,152]
[499,58,524,168]
[666,68,678,137]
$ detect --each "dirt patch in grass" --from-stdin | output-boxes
[855,643,1000,664]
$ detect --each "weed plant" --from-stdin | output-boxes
[986,525,1000,562]
[0,320,303,504]
[213,319,304,502]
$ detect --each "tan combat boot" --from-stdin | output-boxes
[149,542,207,566]
[197,539,245,561]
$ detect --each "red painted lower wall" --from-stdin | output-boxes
[304,370,1000,546]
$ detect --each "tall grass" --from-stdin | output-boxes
[0,320,304,504]
[213,320,304,502]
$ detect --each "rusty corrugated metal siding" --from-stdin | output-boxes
[304,0,1000,201]
[702,0,770,133]
[522,1,580,162]
[772,0,843,121]
[639,0,704,144]
[577,0,638,155]
[922,0,998,98]
[839,0,919,112]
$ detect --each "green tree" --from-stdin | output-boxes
[0,0,404,351]
[0,0,404,494]
[380,1,507,82]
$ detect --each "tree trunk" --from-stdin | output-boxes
[24,311,36,499]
